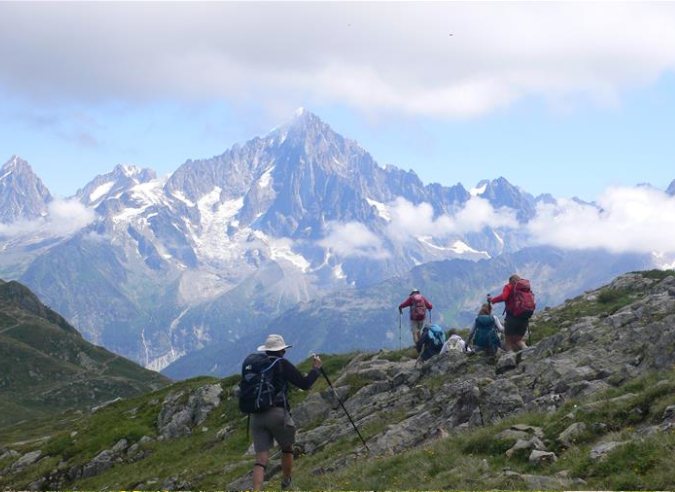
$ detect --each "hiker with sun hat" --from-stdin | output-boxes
[239,334,322,491]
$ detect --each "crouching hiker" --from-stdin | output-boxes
[239,334,322,491]
[467,304,504,356]
[415,324,445,365]
[399,288,433,343]
[440,328,467,354]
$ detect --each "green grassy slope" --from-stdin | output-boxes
[0,279,169,428]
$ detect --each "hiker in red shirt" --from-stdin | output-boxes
[489,274,536,352]
[398,288,433,343]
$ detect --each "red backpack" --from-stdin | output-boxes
[411,294,427,321]
[511,279,536,319]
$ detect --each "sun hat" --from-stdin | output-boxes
[257,334,293,352]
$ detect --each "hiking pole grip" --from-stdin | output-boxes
[320,368,370,453]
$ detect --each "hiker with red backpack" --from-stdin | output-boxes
[239,334,322,491]
[489,274,536,352]
[398,288,433,343]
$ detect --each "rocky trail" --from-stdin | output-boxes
[2,271,675,490]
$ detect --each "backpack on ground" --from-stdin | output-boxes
[511,279,536,319]
[427,324,446,348]
[473,315,501,353]
[444,336,465,353]
[239,353,285,414]
[411,294,427,321]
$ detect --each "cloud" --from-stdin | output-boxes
[0,199,95,238]
[318,197,517,258]
[319,221,389,260]
[385,196,517,243]
[1,3,675,117]
[527,186,675,254]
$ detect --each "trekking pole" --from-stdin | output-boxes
[399,312,402,351]
[320,368,370,453]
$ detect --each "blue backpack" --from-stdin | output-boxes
[473,315,501,353]
[427,324,446,348]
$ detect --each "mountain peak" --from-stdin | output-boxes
[667,179,675,196]
[2,155,32,174]
[0,156,52,224]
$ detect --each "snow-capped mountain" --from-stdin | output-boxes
[1,110,668,376]
[0,156,52,224]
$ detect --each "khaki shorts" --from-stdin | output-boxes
[251,407,296,453]
[410,319,425,334]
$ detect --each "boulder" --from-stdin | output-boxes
[10,450,42,472]
[589,441,627,461]
[496,424,544,443]
[557,422,587,447]
[529,450,558,465]
[505,437,546,459]
[81,450,114,478]
[111,439,129,455]
[481,379,524,424]
[496,352,518,374]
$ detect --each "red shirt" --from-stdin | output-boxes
[491,283,514,313]
[399,295,433,320]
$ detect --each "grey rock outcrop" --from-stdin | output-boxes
[529,450,558,465]
[558,422,587,447]
[589,441,627,461]
[10,450,42,473]
[157,384,223,439]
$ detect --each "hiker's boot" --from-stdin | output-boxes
[281,476,293,491]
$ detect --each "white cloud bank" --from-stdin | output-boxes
[321,196,518,259]
[528,186,675,255]
[0,199,95,238]
[322,186,675,260]
[319,222,390,260]
[1,3,675,117]
[386,197,518,243]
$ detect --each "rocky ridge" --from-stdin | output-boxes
[1,273,675,490]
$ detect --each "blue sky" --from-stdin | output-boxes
[1,2,675,201]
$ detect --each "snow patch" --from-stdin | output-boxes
[121,164,141,177]
[366,198,391,221]
[253,230,311,272]
[192,187,245,261]
[0,170,12,181]
[113,179,166,223]
[89,181,114,202]
[258,166,275,189]
[450,240,490,257]
[333,263,347,279]
[470,183,488,196]
[171,190,195,207]
[417,236,491,258]
[493,230,504,246]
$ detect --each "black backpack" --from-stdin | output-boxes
[239,353,285,414]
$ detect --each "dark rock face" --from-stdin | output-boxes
[0,156,52,224]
